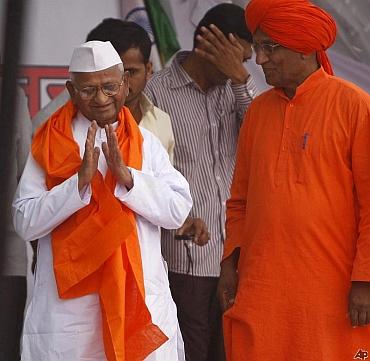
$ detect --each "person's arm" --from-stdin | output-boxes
[12,154,91,242]
[349,99,370,327]
[217,115,250,312]
[175,216,210,246]
[195,24,249,84]
[218,247,240,312]
[194,24,257,121]
[231,76,258,124]
[110,129,192,229]
[13,121,100,241]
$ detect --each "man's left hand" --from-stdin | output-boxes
[349,281,370,327]
[102,124,133,189]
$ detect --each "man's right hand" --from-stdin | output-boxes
[217,249,240,312]
[194,24,250,84]
[78,120,100,191]
[176,216,210,246]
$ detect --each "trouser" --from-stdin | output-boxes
[168,272,226,361]
[0,276,27,361]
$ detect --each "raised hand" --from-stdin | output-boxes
[194,24,251,84]
[102,124,133,189]
[78,120,100,191]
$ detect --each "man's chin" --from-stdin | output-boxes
[263,74,278,87]
[94,118,116,128]
[263,69,279,86]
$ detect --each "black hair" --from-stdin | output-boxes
[86,18,152,63]
[193,3,252,48]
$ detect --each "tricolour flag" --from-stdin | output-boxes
[144,0,180,65]
[122,0,179,70]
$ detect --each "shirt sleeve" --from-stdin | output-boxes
[12,153,91,242]
[231,75,258,125]
[114,131,192,229]
[223,112,250,260]
[350,98,370,281]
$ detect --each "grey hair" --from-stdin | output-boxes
[117,63,124,72]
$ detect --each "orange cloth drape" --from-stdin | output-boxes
[32,101,167,361]
[245,0,337,75]
[223,68,370,360]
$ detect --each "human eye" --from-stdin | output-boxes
[261,43,275,53]
[102,83,119,94]
[125,68,137,77]
[80,86,96,98]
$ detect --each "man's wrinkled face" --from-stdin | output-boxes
[66,65,128,127]
[121,47,152,107]
[253,28,304,89]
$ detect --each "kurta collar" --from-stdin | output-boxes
[274,67,329,101]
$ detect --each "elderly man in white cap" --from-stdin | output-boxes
[12,40,191,361]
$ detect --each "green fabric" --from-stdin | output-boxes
[144,0,180,64]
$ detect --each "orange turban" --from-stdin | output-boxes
[245,0,337,75]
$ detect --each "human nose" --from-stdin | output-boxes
[94,87,109,103]
[255,48,269,65]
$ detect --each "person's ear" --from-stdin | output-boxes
[300,52,315,61]
[145,61,153,81]
[66,80,78,105]
[301,52,318,69]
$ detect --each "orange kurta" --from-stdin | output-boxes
[223,68,370,361]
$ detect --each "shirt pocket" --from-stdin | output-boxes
[291,126,349,184]
[290,131,315,184]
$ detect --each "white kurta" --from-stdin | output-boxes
[12,112,192,361]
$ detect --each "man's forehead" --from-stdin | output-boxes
[253,28,273,43]
[121,47,145,65]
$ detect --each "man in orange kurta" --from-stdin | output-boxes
[218,1,370,360]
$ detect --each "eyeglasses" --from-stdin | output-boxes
[251,42,281,55]
[73,77,125,100]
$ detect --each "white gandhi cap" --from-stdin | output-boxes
[69,41,123,73]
